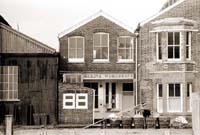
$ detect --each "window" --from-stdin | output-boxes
[84,82,98,108]
[186,83,192,112]
[93,33,109,62]
[63,94,75,109]
[168,32,180,59]
[186,32,191,60]
[168,83,182,112]
[118,36,134,62]
[76,94,88,109]
[68,36,84,62]
[0,66,18,101]
[63,93,88,109]
[157,33,162,60]
[123,83,133,92]
[157,84,163,113]
[111,83,116,108]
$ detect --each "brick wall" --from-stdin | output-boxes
[58,83,93,125]
[138,0,200,114]
[59,16,135,73]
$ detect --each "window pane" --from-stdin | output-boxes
[77,49,83,58]
[119,38,126,48]
[69,38,76,49]
[65,102,73,106]
[187,83,190,97]
[168,47,173,58]
[186,46,189,59]
[159,47,162,60]
[0,91,2,99]
[186,32,189,45]
[175,32,180,45]
[101,34,108,47]
[94,47,100,59]
[94,34,100,47]
[118,49,126,59]
[78,102,86,106]
[123,83,133,91]
[102,47,108,59]
[168,32,173,45]
[175,46,180,58]
[126,38,132,48]
[169,84,174,97]
[3,91,8,99]
[159,84,163,97]
[126,49,132,59]
[77,38,83,49]
[106,83,109,104]
[158,33,162,45]
[69,49,76,58]
[175,84,180,97]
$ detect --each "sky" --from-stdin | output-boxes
[0,0,166,50]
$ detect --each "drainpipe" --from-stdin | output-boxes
[135,33,138,106]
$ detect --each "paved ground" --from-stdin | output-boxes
[0,128,193,135]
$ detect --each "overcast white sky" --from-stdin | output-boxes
[0,0,166,50]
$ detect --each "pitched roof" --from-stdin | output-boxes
[0,15,10,26]
[58,10,134,38]
[140,0,185,26]
[160,0,181,11]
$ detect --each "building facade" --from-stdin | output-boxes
[0,17,59,125]
[137,0,200,117]
[59,11,136,119]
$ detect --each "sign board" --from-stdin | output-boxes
[83,73,134,80]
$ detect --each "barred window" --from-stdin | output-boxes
[0,66,18,101]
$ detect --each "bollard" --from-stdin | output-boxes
[5,115,13,135]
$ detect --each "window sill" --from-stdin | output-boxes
[107,109,120,112]
[117,61,134,64]
[68,62,85,64]
[155,60,196,64]
[0,99,20,102]
[92,61,110,64]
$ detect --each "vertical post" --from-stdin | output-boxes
[192,92,200,135]
[5,115,13,135]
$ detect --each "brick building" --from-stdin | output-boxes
[59,11,136,119]
[0,16,59,125]
[136,0,200,117]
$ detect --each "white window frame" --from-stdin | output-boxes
[117,36,134,63]
[167,32,181,61]
[93,32,109,63]
[63,93,75,109]
[68,36,84,63]
[167,83,183,112]
[186,32,191,60]
[0,66,19,101]
[156,33,162,62]
[76,93,88,109]
[157,84,163,113]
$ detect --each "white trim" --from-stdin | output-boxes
[150,71,198,74]
[151,17,196,25]
[117,36,134,62]
[150,26,198,33]
[68,36,85,63]
[157,84,163,113]
[58,10,134,38]
[76,94,88,109]
[167,83,183,113]
[63,93,75,109]
[186,32,192,60]
[93,32,109,62]
[156,33,162,62]
[140,0,186,26]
